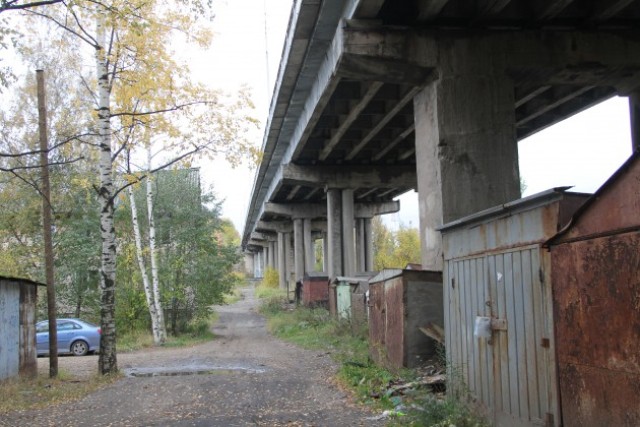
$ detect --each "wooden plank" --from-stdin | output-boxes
[480,257,494,410]
[495,254,510,416]
[512,250,531,421]
[461,260,471,392]
[504,252,521,418]
[523,249,542,420]
[536,250,561,425]
[469,258,479,398]
[419,323,445,344]
[453,261,464,394]
[457,260,469,392]
[488,255,502,417]
[443,263,452,385]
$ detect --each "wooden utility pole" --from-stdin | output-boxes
[37,69,58,378]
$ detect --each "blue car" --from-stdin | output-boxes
[36,318,101,356]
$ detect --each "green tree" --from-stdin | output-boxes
[3,0,258,374]
[372,216,421,270]
[118,169,241,335]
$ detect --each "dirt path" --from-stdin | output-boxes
[2,286,385,426]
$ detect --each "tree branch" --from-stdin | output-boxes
[24,9,97,47]
[109,101,213,118]
[0,0,64,13]
[0,133,94,158]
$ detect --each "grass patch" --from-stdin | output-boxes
[222,287,243,305]
[390,393,489,427]
[0,370,120,414]
[118,316,217,352]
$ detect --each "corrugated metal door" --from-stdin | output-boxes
[336,284,352,319]
[0,283,20,380]
[445,247,558,426]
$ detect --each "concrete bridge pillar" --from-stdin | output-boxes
[355,217,374,273]
[284,231,293,294]
[322,232,328,273]
[326,188,357,278]
[303,218,314,273]
[266,240,276,270]
[414,43,520,270]
[326,188,343,278]
[341,189,356,276]
[293,218,305,283]
[277,232,287,290]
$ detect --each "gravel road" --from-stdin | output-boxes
[1,286,385,427]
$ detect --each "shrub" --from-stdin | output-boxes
[262,267,279,288]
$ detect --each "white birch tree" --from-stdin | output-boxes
[7,0,258,374]
[144,146,167,345]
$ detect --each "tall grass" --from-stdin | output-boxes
[257,296,488,426]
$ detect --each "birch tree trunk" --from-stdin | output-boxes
[146,148,167,344]
[95,12,117,375]
[128,185,162,344]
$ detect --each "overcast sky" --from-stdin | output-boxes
[190,1,634,232]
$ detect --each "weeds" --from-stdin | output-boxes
[118,316,216,352]
[0,370,120,414]
[256,296,488,426]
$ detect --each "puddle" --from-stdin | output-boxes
[124,364,267,378]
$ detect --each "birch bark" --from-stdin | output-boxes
[128,184,163,344]
[146,148,167,344]
[95,10,117,375]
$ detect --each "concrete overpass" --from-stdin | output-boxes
[242,0,640,287]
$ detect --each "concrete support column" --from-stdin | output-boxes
[326,189,343,278]
[277,232,286,290]
[322,232,328,273]
[355,218,366,273]
[342,189,356,276]
[364,217,374,272]
[629,91,640,152]
[265,241,275,268]
[303,218,314,273]
[284,232,292,294]
[270,241,277,269]
[414,48,520,270]
[252,253,258,278]
[293,218,304,283]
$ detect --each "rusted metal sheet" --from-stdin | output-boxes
[350,280,369,323]
[384,276,404,368]
[551,232,640,426]
[546,153,640,427]
[19,284,38,378]
[328,284,337,316]
[369,269,443,370]
[302,274,329,307]
[441,189,587,427]
[369,281,386,365]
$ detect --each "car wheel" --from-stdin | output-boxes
[71,340,89,356]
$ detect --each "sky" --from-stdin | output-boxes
[191,1,634,233]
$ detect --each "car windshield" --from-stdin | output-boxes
[36,323,49,333]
